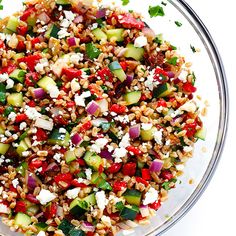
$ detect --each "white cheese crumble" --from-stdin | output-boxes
[113,147,127,163]
[36,189,56,205]
[58,28,71,39]
[22,151,30,157]
[70,53,84,64]
[0,73,8,82]
[64,10,75,22]
[5,130,11,137]
[59,128,67,134]
[53,153,63,163]
[25,106,41,120]
[35,58,49,74]
[74,91,91,107]
[89,23,98,30]
[46,84,60,98]
[178,70,188,83]
[95,191,108,211]
[12,178,19,188]
[153,129,163,145]
[179,100,197,113]
[134,36,148,48]
[6,78,14,89]
[90,138,108,153]
[19,122,27,131]
[143,187,159,205]
[37,231,46,236]
[144,69,160,91]
[183,146,193,153]
[0,203,10,214]
[65,188,80,199]
[101,215,111,227]
[119,133,130,148]
[8,112,17,121]
[85,168,92,180]
[170,109,183,118]
[141,123,152,130]
[114,115,129,124]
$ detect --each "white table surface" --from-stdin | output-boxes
[164,0,236,235]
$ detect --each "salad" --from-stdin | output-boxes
[0,0,205,235]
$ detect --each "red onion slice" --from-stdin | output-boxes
[33,88,46,99]
[71,133,83,145]
[81,222,95,232]
[67,37,76,47]
[100,150,113,160]
[129,124,140,139]
[96,8,106,19]
[149,159,163,172]
[86,101,100,115]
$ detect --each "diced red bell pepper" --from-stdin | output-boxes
[77,158,86,166]
[157,99,167,108]
[71,179,87,188]
[25,72,39,87]
[18,54,42,72]
[98,164,104,174]
[55,173,73,189]
[135,213,146,221]
[35,128,48,141]
[15,114,28,123]
[53,115,68,126]
[26,194,40,204]
[140,94,148,101]
[183,121,197,138]
[20,7,35,21]
[107,163,122,174]
[0,63,17,75]
[112,180,127,192]
[66,101,76,108]
[9,184,18,193]
[62,68,82,81]
[119,61,128,71]
[27,100,36,107]
[31,37,41,47]
[135,177,148,186]
[122,162,136,176]
[15,201,26,213]
[149,200,161,211]
[160,170,173,180]
[141,168,152,181]
[29,159,43,170]
[86,232,95,236]
[16,41,26,52]
[118,13,145,30]
[126,146,142,155]
[182,82,197,93]
[17,26,28,36]
[110,104,127,114]
[97,67,113,83]
[44,202,57,219]
[0,40,5,49]
[153,68,168,83]
[80,121,92,133]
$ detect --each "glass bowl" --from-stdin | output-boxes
[0,0,228,235]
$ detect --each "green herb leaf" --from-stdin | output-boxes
[148,5,165,18]
[121,0,129,6]
[167,57,178,66]
[96,18,104,27]
[190,45,196,53]
[0,5,3,10]
[175,21,182,27]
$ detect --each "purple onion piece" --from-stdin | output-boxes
[71,133,83,145]
[125,73,134,87]
[149,159,163,172]
[100,150,113,160]
[86,101,100,115]
[67,37,76,47]
[33,88,46,99]
[27,174,38,189]
[129,124,140,139]
[167,71,175,78]
[45,162,60,172]
[81,222,95,232]
[96,8,106,19]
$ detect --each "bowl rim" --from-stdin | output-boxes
[150,0,229,235]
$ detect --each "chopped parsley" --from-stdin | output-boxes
[154,34,163,44]
[190,44,197,53]
[121,0,129,6]
[96,18,104,27]
[162,178,177,190]
[175,21,182,27]
[148,5,165,18]
[167,57,178,66]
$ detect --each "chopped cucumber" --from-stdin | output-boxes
[106,29,124,42]
[92,28,107,41]
[45,24,60,39]
[65,150,77,163]
[48,129,70,147]
[140,127,157,141]
[58,219,74,235]
[108,61,126,82]
[37,76,56,91]
[16,140,29,156]
[0,143,10,155]
[9,69,26,83]
[83,193,96,206]
[26,205,39,215]
[0,125,5,134]
[6,16,19,33]
[27,16,37,27]
[56,0,71,5]
[16,162,28,176]
[124,91,141,105]
[14,213,31,228]
[69,229,85,236]
[35,222,48,232]
[124,43,144,61]
[84,151,102,171]
[91,172,107,184]
[86,43,101,59]
[70,198,88,218]
[120,205,139,220]
[195,127,206,140]
[7,93,23,107]
[123,189,142,206]
[153,83,172,98]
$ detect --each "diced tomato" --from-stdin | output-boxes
[27,100,36,107]
[15,114,28,123]
[25,72,39,87]
[98,164,104,174]
[141,168,152,181]
[18,55,42,72]
[118,13,145,30]
[122,162,136,176]
[62,68,82,81]
[140,94,148,101]
[97,67,113,82]
[16,41,26,52]
[157,99,167,107]
[183,121,197,138]
[86,232,95,236]
[149,200,161,211]
[182,82,197,93]
[113,180,127,192]
[153,68,168,83]
[9,184,18,193]
[135,213,146,221]
[119,61,128,71]
[20,7,35,21]
[80,121,92,133]
[29,159,43,170]
[0,40,5,49]
[55,173,73,189]
[26,194,39,204]
[110,104,127,114]
[53,115,68,126]
[160,170,173,180]
[14,125,20,132]
[71,179,87,188]
[31,37,41,47]
[126,146,142,155]
[77,158,86,166]
[17,26,28,36]
[135,177,148,186]
[15,201,26,213]
[66,101,76,108]
[107,163,122,174]
[44,202,57,219]
[35,128,48,141]
[0,63,17,75]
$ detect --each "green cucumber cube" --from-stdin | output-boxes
[9,69,26,83]
[124,43,144,61]
[37,76,56,91]
[123,189,142,206]
[124,91,141,105]
[7,93,23,107]
[0,143,10,155]
[195,127,206,140]
[106,29,124,42]
[65,150,77,163]
[109,61,126,82]
[83,193,96,206]
[14,212,31,227]
[140,127,157,141]
[92,28,107,41]
[48,129,70,147]
[56,0,71,5]
[120,205,139,220]
[84,151,102,171]
[6,16,19,33]
[153,83,172,98]
[16,140,29,156]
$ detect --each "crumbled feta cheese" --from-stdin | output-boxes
[53,153,62,163]
[134,36,148,48]
[85,168,92,180]
[183,146,193,153]
[75,91,91,107]
[46,84,60,98]
[133,86,139,91]
[70,53,84,64]
[153,129,163,145]
[176,164,185,171]
[170,109,183,118]
[0,203,10,214]
[119,133,130,148]
[165,139,171,146]
[107,145,114,152]
[115,115,129,124]
[144,69,160,91]
[113,147,127,163]
[65,188,80,199]
[110,112,117,116]
[35,58,49,74]
[12,178,19,188]
[36,189,56,205]
[179,100,197,113]
[143,187,159,205]
[178,70,188,83]
[101,215,111,227]
[0,33,6,41]
[141,123,152,130]
[59,128,67,134]
[90,138,108,153]
[19,122,27,131]
[0,73,8,82]
[89,23,98,30]
[58,28,71,39]
[6,78,14,89]
[22,151,30,157]
[8,112,17,121]
[64,10,75,21]
[156,106,164,113]
[12,134,18,140]
[5,130,12,137]
[37,231,46,236]
[95,191,108,211]
[25,106,41,120]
